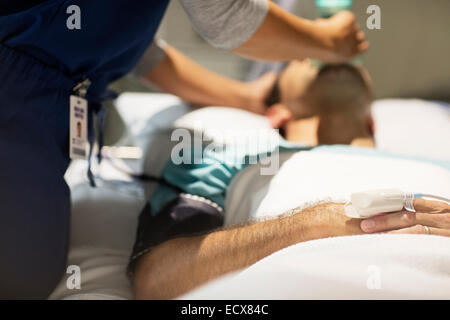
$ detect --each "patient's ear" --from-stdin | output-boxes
[266,103,292,129]
[367,113,375,136]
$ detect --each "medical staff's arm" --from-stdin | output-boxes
[133,203,362,300]
[179,0,368,63]
[141,44,276,114]
[234,3,368,63]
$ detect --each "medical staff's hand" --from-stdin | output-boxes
[278,59,318,118]
[245,71,278,114]
[265,59,319,128]
[313,11,369,63]
[360,199,450,237]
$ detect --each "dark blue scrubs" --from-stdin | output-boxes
[0,0,169,299]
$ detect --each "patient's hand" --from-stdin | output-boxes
[360,199,450,237]
[294,203,364,239]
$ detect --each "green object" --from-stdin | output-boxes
[313,0,361,67]
[315,0,353,18]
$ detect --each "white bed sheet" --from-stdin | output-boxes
[50,160,152,300]
[181,150,450,299]
[51,94,450,300]
[181,234,450,300]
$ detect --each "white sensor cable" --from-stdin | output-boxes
[344,188,450,219]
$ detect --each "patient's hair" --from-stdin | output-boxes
[307,64,373,120]
[265,77,282,108]
[266,63,374,144]
[265,63,373,120]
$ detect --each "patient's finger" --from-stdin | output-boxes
[387,225,450,237]
[413,198,450,214]
[361,210,416,233]
[415,212,450,229]
[361,210,450,233]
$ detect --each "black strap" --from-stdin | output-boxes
[128,193,224,276]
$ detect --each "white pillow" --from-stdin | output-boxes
[114,94,450,173]
[372,99,450,161]
[114,93,274,176]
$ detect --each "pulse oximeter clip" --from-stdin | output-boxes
[344,188,450,219]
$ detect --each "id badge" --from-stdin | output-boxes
[70,95,88,159]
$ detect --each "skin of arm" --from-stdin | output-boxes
[233,2,368,63]
[134,199,448,300]
[141,44,276,115]
[133,202,362,300]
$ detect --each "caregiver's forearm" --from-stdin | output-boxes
[233,2,366,63]
[142,44,264,113]
[133,203,353,300]
[233,2,320,61]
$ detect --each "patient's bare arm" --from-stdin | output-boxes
[134,203,362,300]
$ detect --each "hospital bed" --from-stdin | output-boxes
[49,94,450,300]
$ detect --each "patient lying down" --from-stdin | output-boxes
[265,60,374,147]
[129,63,450,299]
